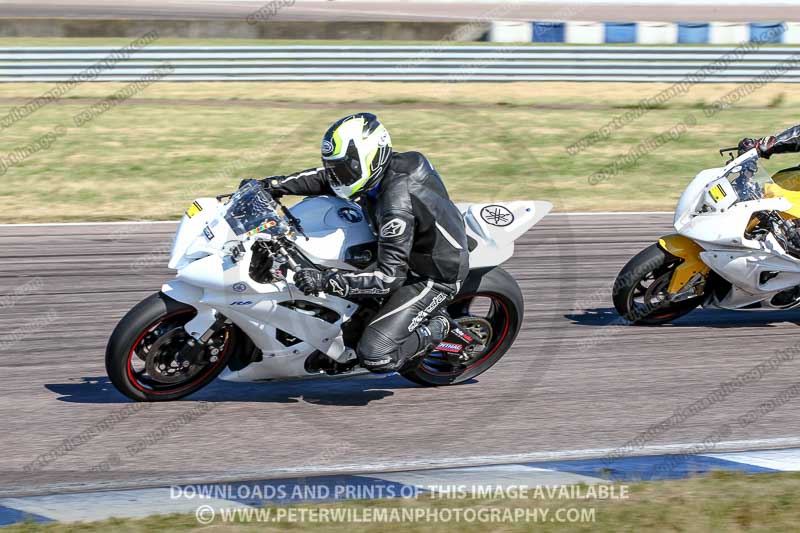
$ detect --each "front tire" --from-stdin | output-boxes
[612,244,702,325]
[401,267,524,386]
[106,292,238,401]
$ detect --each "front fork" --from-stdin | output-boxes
[658,234,711,301]
[162,281,229,361]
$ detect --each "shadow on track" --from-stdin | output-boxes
[44,375,438,405]
[565,307,800,328]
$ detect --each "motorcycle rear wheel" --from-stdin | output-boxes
[401,267,524,386]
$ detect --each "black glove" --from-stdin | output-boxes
[738,136,777,159]
[237,176,285,198]
[261,175,286,198]
[294,269,349,297]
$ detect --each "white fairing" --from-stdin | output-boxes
[672,149,800,310]
[459,201,553,268]
[164,194,549,382]
[289,196,375,270]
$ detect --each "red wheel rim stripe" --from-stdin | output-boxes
[422,294,511,377]
[125,310,229,395]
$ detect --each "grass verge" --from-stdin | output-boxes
[4,471,800,532]
[0,80,796,222]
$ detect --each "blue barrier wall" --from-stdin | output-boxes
[677,23,710,44]
[491,20,796,44]
[750,22,785,43]
[532,22,565,42]
[604,23,637,43]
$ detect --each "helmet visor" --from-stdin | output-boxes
[323,156,362,187]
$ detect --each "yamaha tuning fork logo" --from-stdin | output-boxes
[232,283,247,293]
[480,205,514,227]
[321,139,334,156]
[337,207,363,223]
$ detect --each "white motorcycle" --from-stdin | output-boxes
[614,147,800,325]
[106,182,552,401]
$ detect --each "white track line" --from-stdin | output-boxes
[225,437,800,478]
[9,436,800,498]
[0,221,178,227]
[0,211,672,228]
[551,211,673,216]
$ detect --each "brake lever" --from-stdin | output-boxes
[273,197,309,241]
[719,146,739,163]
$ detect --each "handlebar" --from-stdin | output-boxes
[719,146,740,163]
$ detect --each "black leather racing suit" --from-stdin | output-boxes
[757,124,800,157]
[267,151,470,372]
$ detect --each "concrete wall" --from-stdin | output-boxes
[0,18,489,41]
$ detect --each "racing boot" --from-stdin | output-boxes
[396,313,450,372]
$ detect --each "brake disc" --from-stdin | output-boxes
[144,327,200,384]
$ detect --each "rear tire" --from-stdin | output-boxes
[401,267,524,386]
[612,244,702,325]
[106,292,239,402]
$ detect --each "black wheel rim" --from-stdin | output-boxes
[126,310,230,395]
[626,259,696,321]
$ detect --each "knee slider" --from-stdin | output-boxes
[358,328,400,373]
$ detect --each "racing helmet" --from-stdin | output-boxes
[320,113,392,199]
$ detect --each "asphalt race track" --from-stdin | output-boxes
[3,213,800,497]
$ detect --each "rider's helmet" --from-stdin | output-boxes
[320,113,392,199]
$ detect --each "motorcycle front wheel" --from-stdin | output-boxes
[106,292,241,401]
[401,266,524,386]
[612,243,703,325]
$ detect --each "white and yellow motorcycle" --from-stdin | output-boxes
[106,181,551,401]
[614,148,800,325]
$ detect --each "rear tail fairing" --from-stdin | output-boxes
[459,201,552,269]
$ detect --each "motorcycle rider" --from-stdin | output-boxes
[244,113,469,373]
[740,125,800,252]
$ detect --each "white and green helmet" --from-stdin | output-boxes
[321,113,393,199]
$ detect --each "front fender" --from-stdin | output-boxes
[161,280,218,341]
[658,234,710,294]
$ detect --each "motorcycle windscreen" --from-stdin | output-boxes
[223,182,289,237]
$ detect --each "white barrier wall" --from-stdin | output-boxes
[784,22,800,44]
[489,21,533,43]
[565,21,604,44]
[710,22,751,44]
[638,22,678,44]
[491,19,794,44]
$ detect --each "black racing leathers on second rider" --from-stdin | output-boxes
[744,124,800,158]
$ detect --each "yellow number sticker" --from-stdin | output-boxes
[709,184,727,203]
[186,201,203,218]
